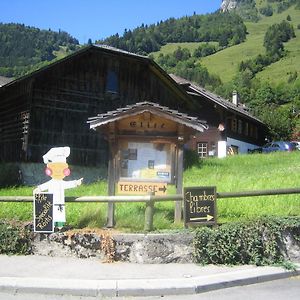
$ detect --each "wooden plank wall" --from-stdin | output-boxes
[0,81,31,162]
[22,48,190,166]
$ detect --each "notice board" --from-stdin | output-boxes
[119,141,172,183]
[184,186,217,226]
[33,192,54,233]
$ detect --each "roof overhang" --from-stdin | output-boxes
[88,101,208,133]
[170,74,265,126]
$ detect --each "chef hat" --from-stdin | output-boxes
[43,147,70,164]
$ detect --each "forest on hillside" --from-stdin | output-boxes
[98,12,247,55]
[0,23,79,77]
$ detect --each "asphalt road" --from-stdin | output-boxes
[1,277,299,300]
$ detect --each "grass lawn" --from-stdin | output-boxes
[0,151,300,231]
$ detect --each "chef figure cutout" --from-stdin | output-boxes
[33,147,83,229]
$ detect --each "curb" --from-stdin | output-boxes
[0,266,299,297]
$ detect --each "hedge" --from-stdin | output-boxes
[194,217,300,266]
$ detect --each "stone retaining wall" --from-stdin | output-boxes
[32,231,195,263]
[31,229,300,264]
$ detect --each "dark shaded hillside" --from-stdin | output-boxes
[0,23,79,77]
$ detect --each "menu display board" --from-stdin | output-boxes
[120,142,172,183]
[33,192,54,233]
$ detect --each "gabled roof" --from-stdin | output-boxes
[0,45,148,89]
[0,76,13,87]
[88,101,208,132]
[170,74,264,125]
[0,45,193,107]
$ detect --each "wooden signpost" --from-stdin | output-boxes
[33,192,54,233]
[88,102,207,227]
[184,186,217,226]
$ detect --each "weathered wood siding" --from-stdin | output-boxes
[0,80,31,162]
[1,47,195,166]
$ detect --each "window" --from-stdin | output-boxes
[244,122,249,136]
[238,120,243,134]
[105,70,119,94]
[197,142,208,158]
[231,118,237,132]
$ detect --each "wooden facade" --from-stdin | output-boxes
[170,75,268,157]
[0,45,200,166]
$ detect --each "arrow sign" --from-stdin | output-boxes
[190,215,214,222]
[118,181,167,195]
[158,186,167,193]
[184,186,217,226]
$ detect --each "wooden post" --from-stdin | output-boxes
[175,143,184,223]
[106,161,115,227]
[144,192,155,231]
[106,124,116,228]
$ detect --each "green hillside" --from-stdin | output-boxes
[151,4,300,86]
[0,23,80,78]
[200,6,300,85]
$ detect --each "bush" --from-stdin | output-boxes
[0,163,21,187]
[259,5,273,17]
[183,148,202,169]
[0,221,32,255]
[193,217,300,266]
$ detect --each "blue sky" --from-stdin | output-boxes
[0,0,221,44]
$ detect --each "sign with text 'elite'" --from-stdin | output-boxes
[34,192,54,233]
[184,186,217,226]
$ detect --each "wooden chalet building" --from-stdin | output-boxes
[170,74,268,158]
[0,45,203,167]
[0,45,267,171]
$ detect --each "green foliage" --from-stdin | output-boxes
[194,216,300,266]
[257,104,295,140]
[234,0,259,21]
[260,5,274,16]
[99,12,247,55]
[155,47,221,89]
[0,163,22,187]
[264,20,295,56]
[193,43,217,58]
[0,220,32,254]
[183,149,203,170]
[0,23,79,77]
[238,20,296,83]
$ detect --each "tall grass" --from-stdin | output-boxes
[0,151,299,231]
[184,151,300,223]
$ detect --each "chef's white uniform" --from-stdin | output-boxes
[36,178,78,222]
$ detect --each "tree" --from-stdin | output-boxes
[259,105,294,140]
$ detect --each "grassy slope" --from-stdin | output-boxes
[151,42,219,60]
[151,5,300,86]
[0,151,300,230]
[202,6,300,84]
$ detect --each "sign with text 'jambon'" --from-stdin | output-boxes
[184,186,217,226]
